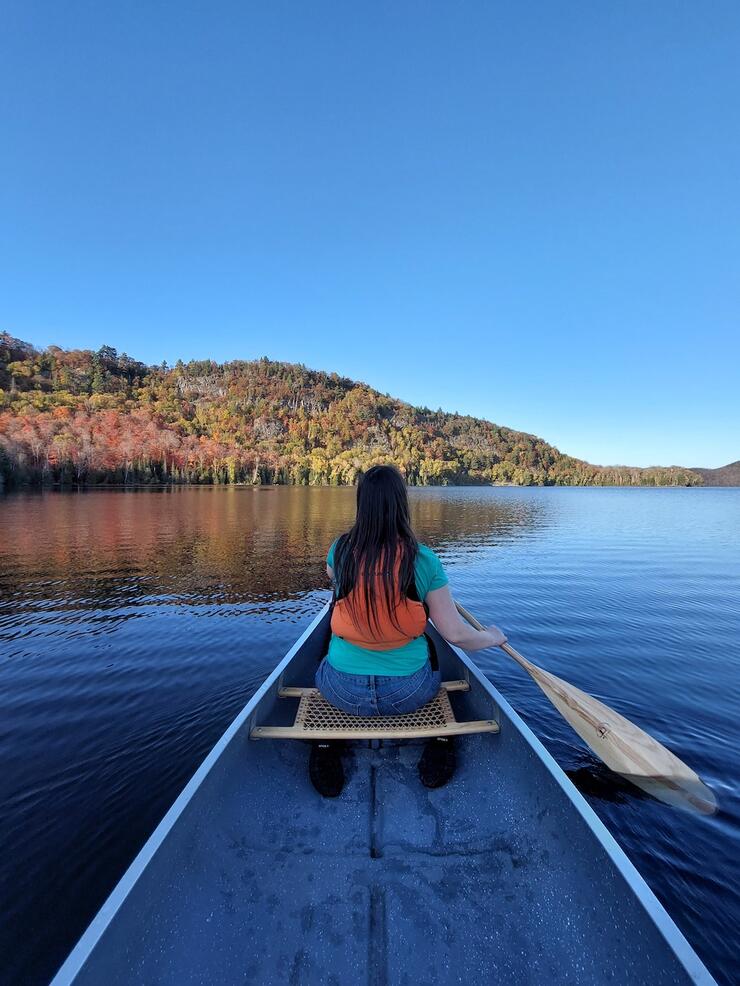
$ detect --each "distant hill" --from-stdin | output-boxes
[0,332,702,488]
[690,462,740,487]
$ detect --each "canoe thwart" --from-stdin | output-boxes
[251,685,499,741]
[277,679,470,698]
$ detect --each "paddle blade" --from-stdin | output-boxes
[523,660,717,815]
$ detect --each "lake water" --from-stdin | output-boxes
[1,486,738,986]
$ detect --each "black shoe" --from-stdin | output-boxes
[418,737,456,789]
[309,742,345,797]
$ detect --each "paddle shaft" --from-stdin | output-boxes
[454,601,655,734]
[455,600,604,716]
[454,602,537,674]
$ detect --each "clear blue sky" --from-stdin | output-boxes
[1,2,738,468]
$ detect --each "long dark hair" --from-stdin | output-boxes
[333,465,418,637]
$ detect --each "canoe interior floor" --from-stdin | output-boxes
[80,735,688,986]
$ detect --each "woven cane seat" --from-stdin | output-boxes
[250,682,499,740]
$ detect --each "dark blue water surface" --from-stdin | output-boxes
[1,487,738,985]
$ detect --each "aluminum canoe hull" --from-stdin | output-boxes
[51,603,716,985]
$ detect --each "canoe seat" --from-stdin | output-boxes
[250,680,500,741]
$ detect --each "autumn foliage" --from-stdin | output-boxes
[0,333,701,488]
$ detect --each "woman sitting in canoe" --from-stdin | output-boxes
[313,464,506,797]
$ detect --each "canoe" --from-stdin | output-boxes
[52,603,716,985]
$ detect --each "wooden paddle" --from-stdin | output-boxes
[455,601,717,815]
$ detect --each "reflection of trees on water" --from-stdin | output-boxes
[1,487,549,609]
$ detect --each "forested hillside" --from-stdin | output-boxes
[690,462,740,487]
[0,333,701,488]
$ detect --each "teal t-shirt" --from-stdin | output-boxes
[326,541,449,676]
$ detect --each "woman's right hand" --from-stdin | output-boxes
[486,625,507,648]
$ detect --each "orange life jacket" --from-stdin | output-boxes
[331,551,427,651]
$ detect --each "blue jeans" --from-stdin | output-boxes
[315,658,442,717]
